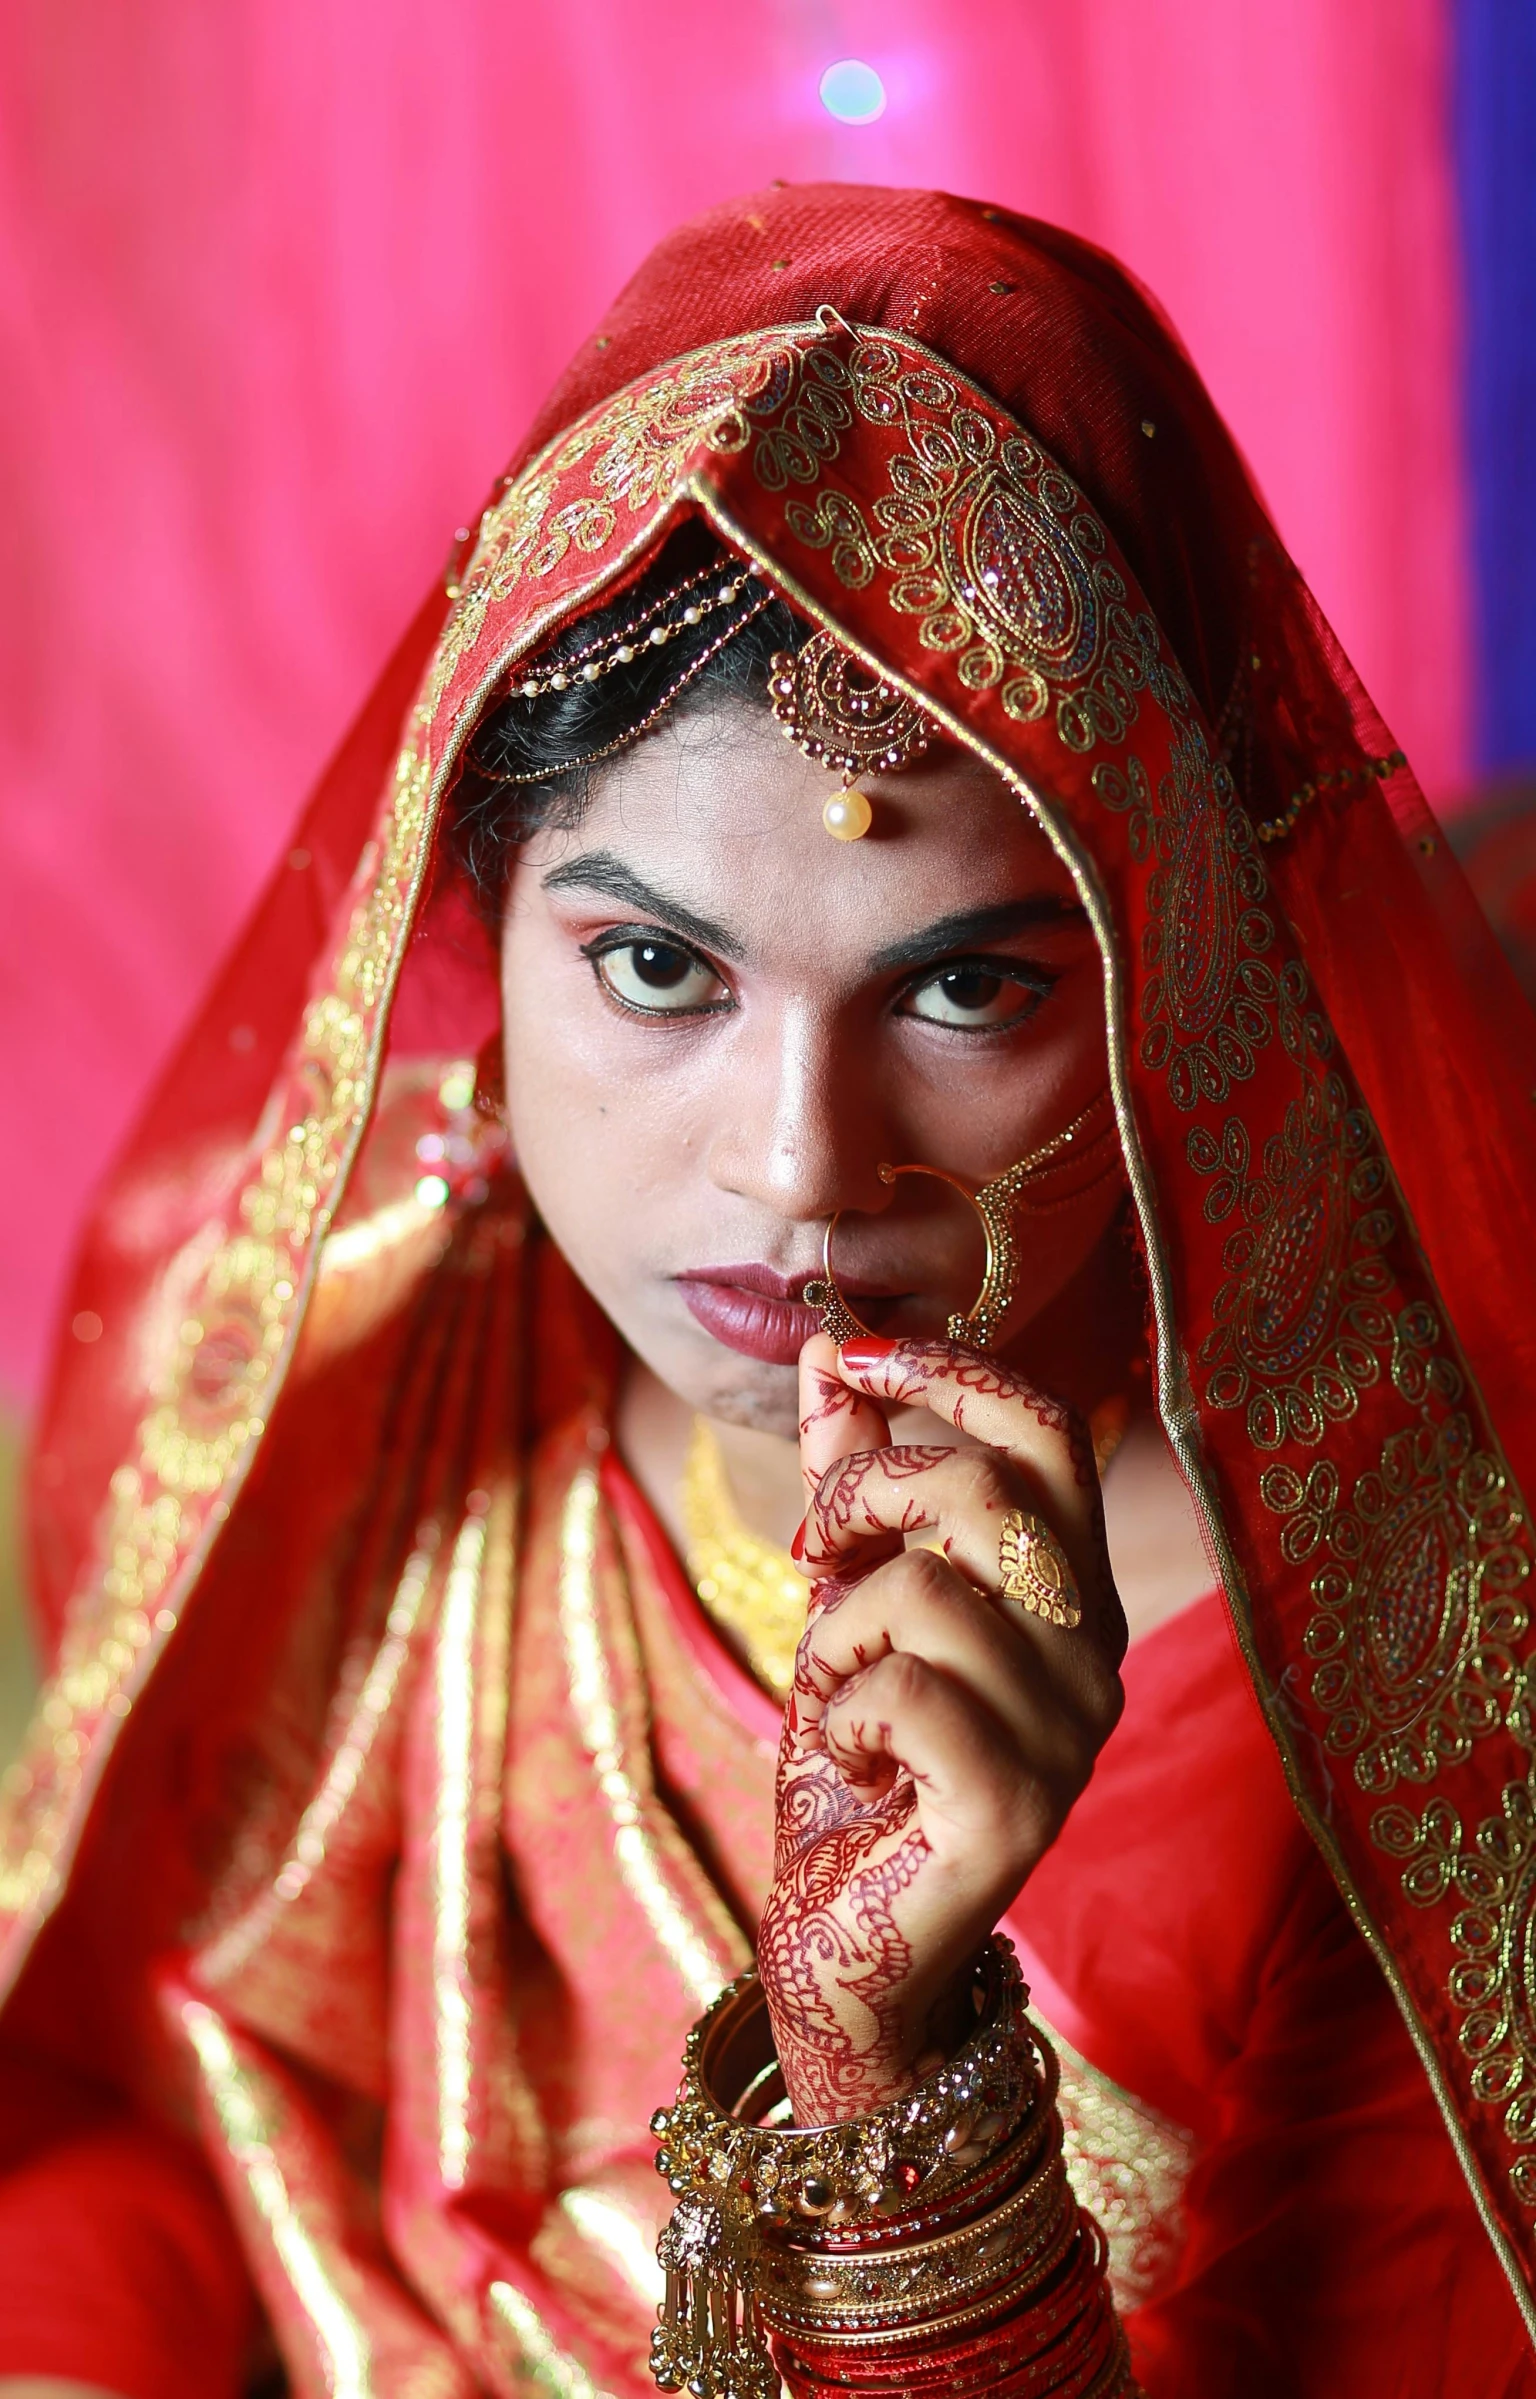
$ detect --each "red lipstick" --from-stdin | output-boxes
[675,1265,823,1366]
[676,1263,905,1367]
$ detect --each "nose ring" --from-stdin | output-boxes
[803,1093,1116,1356]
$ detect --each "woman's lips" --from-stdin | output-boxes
[675,1264,897,1368]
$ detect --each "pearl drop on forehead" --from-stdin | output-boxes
[822,788,874,841]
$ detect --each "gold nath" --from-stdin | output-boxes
[680,1418,807,1703]
[806,1091,1120,1354]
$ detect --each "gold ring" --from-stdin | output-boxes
[997,1510,1081,1629]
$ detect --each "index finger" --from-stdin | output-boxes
[834,1336,1099,1548]
[835,1334,1126,1665]
[797,1332,893,1503]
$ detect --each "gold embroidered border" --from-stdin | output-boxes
[0,724,434,1933]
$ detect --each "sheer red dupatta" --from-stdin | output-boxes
[8,182,1536,2345]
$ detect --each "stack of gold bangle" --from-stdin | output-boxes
[648,1939,1139,2398]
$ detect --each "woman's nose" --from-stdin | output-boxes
[705,1000,888,1224]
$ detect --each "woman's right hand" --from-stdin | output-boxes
[756,1333,1126,2126]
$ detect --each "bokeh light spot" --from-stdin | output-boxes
[819,60,886,124]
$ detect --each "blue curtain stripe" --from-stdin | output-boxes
[1454,0,1536,775]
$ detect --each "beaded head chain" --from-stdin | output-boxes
[479,549,935,839]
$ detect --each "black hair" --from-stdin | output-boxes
[447,523,809,913]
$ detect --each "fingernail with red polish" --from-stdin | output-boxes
[840,1337,898,1367]
[790,1520,806,1560]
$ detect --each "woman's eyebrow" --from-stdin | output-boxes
[866,895,1087,975]
[540,851,744,958]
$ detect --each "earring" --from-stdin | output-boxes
[805,1093,1119,1353]
[769,631,933,840]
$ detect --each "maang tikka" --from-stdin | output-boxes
[769,630,933,839]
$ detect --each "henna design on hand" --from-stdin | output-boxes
[846,1340,1096,1490]
[865,1341,1068,1427]
[799,1363,869,1441]
[760,1727,930,2122]
[807,1442,954,1559]
[763,1339,1126,2125]
[794,1448,955,1584]
[791,1576,868,1714]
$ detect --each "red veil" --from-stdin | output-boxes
[10,182,1536,2359]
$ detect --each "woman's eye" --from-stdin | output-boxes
[902,966,1048,1030]
[591,939,727,1015]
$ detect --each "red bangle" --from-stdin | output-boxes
[774,2218,1130,2398]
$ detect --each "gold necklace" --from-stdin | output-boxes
[679,1418,806,1704]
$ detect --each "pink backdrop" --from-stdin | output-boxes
[0,0,1469,1403]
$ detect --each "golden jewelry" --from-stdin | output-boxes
[482,567,773,784]
[649,1943,1051,2391]
[769,629,933,840]
[1089,1389,1131,1479]
[998,1509,1082,1629]
[680,1416,806,1703]
[751,2118,1074,2331]
[805,1091,1117,1353]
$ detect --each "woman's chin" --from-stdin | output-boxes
[691,1354,803,1438]
[626,1321,804,1440]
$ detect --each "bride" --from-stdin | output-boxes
[2,183,1534,2399]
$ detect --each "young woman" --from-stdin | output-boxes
[3,183,1536,2398]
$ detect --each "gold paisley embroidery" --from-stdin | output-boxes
[458,331,806,633]
[772,333,1188,751]
[1189,1072,1397,1449]
[1263,1416,1531,1794]
[1375,1779,1536,2207]
[1079,575,1536,2218]
[1093,724,1283,1111]
[1088,712,1536,2207]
